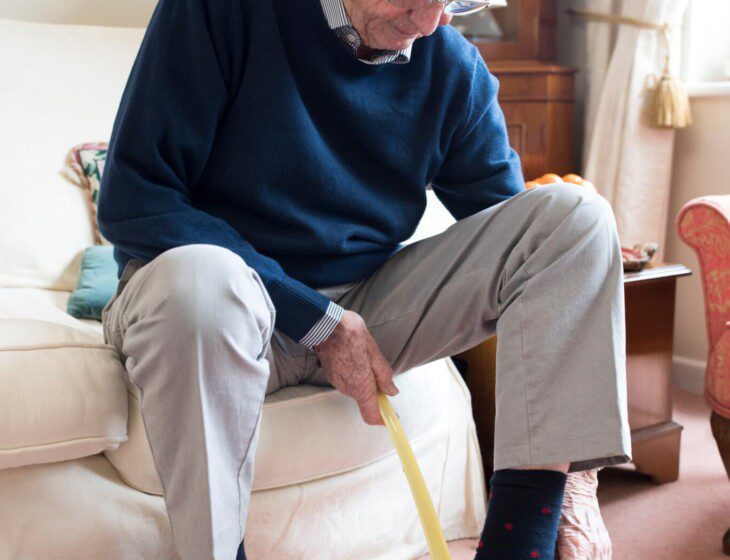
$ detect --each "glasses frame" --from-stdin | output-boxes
[387,0,492,16]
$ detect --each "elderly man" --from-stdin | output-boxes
[97,0,631,558]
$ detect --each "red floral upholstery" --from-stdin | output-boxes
[677,196,730,418]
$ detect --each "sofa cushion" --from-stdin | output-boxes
[106,356,459,495]
[0,18,144,290]
[253,358,457,490]
[61,142,110,245]
[0,318,128,470]
[66,246,119,320]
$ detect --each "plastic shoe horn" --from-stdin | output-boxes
[377,392,452,560]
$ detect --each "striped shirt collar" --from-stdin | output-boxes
[319,0,412,65]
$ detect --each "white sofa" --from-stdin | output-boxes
[0,16,486,560]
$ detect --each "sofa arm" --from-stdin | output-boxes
[677,196,730,352]
[0,319,128,470]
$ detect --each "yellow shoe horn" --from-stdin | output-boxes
[377,392,452,560]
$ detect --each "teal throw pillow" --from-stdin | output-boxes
[67,246,119,320]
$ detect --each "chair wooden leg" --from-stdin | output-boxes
[711,411,730,477]
[710,412,730,556]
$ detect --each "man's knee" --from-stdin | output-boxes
[148,244,275,337]
[528,183,617,241]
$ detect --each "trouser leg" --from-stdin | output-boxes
[307,184,631,472]
[102,245,277,560]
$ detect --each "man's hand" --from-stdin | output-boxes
[313,310,398,426]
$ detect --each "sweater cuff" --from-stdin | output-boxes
[298,301,344,349]
[266,276,335,342]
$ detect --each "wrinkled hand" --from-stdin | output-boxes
[313,310,398,426]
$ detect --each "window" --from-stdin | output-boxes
[681,0,730,84]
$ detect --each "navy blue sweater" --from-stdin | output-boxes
[97,0,523,343]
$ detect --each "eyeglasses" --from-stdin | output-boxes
[387,0,492,16]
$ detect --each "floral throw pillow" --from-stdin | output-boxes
[61,141,109,244]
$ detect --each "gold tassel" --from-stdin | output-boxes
[648,73,693,128]
[647,28,693,129]
[567,9,694,129]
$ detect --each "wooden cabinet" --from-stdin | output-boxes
[457,0,558,62]
[453,0,577,180]
[490,61,577,180]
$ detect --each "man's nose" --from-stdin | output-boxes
[409,7,452,37]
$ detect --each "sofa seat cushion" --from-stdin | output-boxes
[259,358,456,489]
[0,286,463,497]
[0,318,128,470]
[108,358,460,495]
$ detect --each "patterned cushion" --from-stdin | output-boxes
[61,142,109,244]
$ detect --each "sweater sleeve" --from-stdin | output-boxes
[430,54,525,220]
[97,0,339,344]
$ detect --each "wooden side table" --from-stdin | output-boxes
[623,262,692,482]
[456,262,692,483]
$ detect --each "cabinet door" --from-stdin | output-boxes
[500,102,548,181]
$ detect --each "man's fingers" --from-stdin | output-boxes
[369,345,398,397]
[373,367,399,398]
[357,393,385,426]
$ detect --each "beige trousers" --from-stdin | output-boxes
[102,184,631,560]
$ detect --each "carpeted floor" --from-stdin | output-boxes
[417,387,730,560]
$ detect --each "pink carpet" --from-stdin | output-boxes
[416,388,730,560]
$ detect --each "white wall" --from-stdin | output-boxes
[0,0,155,27]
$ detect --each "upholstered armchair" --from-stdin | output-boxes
[676,195,730,555]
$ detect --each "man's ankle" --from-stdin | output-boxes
[475,469,567,560]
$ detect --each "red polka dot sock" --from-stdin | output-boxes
[474,469,566,560]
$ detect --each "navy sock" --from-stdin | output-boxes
[236,539,246,560]
[475,469,567,560]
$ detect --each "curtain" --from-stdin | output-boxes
[581,0,690,259]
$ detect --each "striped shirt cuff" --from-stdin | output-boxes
[298,301,344,349]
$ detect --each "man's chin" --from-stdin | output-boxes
[366,31,418,52]
[383,35,417,51]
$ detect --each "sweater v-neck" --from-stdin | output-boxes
[272,0,389,73]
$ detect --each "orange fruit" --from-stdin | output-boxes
[562,174,584,185]
[535,173,563,185]
[525,181,540,190]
